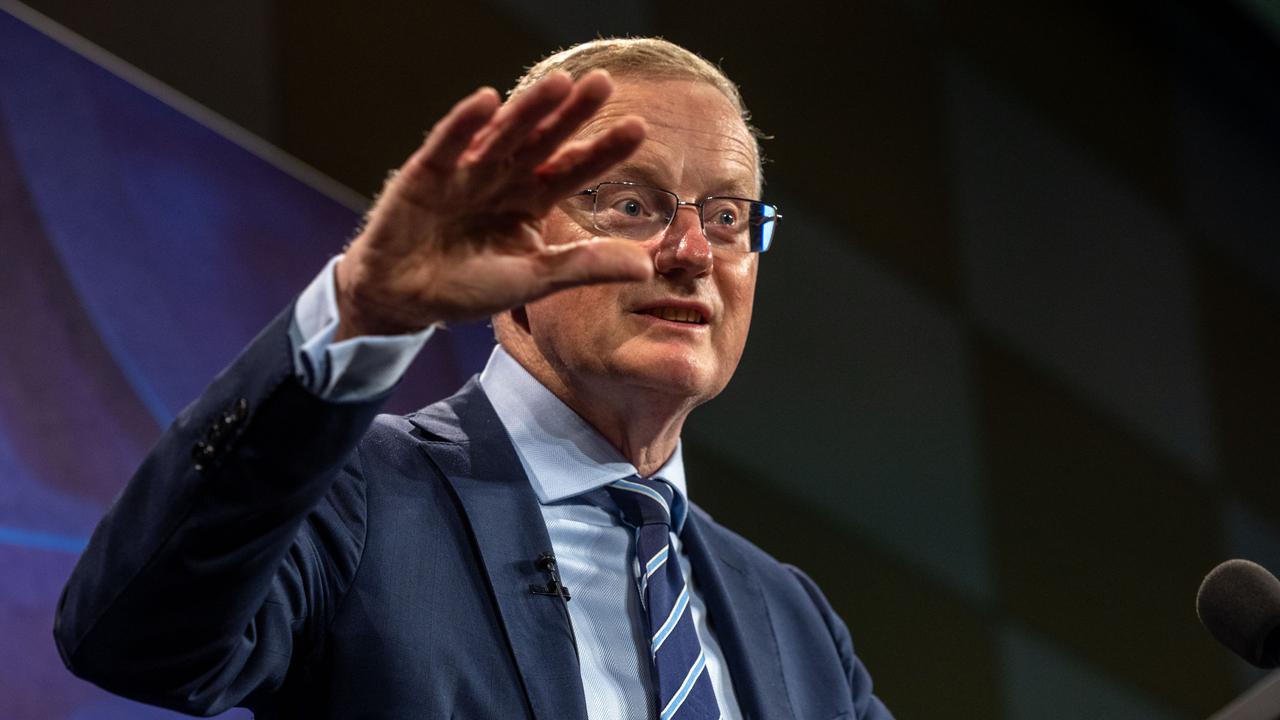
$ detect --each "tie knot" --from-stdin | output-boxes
[606,476,674,529]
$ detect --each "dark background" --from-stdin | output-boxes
[3,0,1279,717]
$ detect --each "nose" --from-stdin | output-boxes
[652,205,712,278]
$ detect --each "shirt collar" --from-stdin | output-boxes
[478,345,689,531]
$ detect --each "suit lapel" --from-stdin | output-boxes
[411,381,588,720]
[683,509,796,720]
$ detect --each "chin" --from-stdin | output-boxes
[617,350,724,403]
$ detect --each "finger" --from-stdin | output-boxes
[534,237,654,292]
[511,70,614,168]
[409,87,501,177]
[467,71,573,164]
[533,116,647,199]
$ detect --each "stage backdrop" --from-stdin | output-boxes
[4,1,1280,718]
[0,9,495,718]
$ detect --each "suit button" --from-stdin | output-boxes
[192,440,216,463]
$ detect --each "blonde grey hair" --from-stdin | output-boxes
[510,37,766,184]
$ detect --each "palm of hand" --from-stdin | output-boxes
[335,70,653,339]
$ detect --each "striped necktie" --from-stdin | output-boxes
[607,476,720,720]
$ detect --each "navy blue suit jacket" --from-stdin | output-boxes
[54,305,891,719]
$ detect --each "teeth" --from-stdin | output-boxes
[648,307,703,324]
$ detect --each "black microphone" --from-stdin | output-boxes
[529,551,572,601]
[529,551,578,660]
[1197,559,1280,668]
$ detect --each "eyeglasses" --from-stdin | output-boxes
[568,181,781,253]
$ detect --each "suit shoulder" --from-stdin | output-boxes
[365,412,420,439]
[352,389,479,481]
[359,386,468,454]
[353,414,414,456]
[688,505,846,624]
[688,506,763,556]
[688,505,809,590]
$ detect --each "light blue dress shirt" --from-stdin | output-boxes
[290,258,743,719]
[291,256,434,401]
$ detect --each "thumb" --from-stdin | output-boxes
[535,237,653,291]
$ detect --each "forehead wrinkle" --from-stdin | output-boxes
[580,121,757,198]
[578,111,749,152]
[573,80,760,192]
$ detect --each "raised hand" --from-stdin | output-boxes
[334,70,652,340]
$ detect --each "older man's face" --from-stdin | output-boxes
[523,77,760,407]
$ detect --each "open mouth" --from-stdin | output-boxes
[642,307,707,325]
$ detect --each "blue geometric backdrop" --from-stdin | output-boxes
[0,11,489,716]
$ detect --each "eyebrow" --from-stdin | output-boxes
[606,162,667,189]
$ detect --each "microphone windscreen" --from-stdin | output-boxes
[1197,559,1280,668]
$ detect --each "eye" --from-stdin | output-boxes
[704,199,742,228]
[605,193,655,219]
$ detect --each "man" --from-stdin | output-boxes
[54,38,892,719]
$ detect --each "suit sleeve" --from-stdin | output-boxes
[53,303,387,716]
[786,565,894,720]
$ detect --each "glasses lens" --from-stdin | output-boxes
[749,201,778,253]
[702,198,778,253]
[701,198,750,251]
[592,183,676,241]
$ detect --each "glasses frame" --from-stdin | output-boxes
[572,181,781,253]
